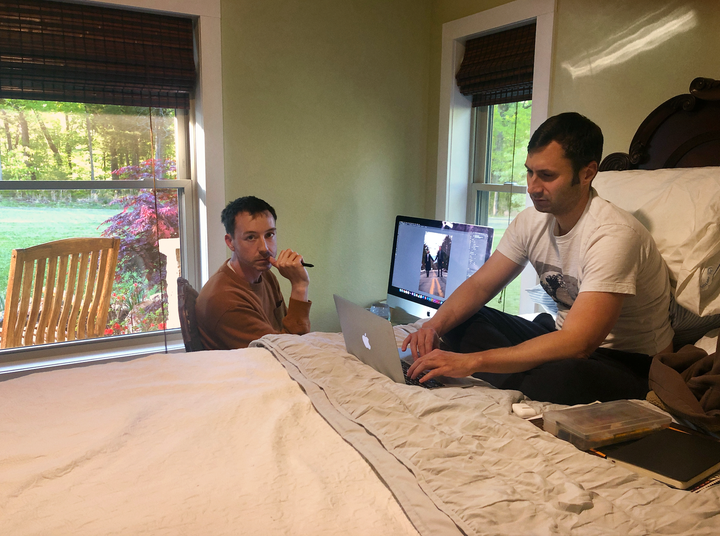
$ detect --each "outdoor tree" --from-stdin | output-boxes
[0,99,176,188]
[100,159,179,287]
[489,101,532,218]
[98,158,179,333]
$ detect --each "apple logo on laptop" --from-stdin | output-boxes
[362,333,371,350]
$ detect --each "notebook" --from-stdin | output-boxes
[333,294,444,388]
[595,427,720,490]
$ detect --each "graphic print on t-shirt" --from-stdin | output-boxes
[537,263,578,309]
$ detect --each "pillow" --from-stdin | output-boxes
[594,167,720,317]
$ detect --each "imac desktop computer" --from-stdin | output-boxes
[386,215,494,320]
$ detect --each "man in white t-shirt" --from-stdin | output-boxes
[403,112,673,404]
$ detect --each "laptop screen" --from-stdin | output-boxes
[386,216,493,317]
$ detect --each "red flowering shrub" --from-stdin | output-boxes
[100,159,178,287]
[100,159,178,333]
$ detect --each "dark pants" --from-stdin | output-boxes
[440,307,652,405]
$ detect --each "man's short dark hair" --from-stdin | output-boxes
[221,196,277,236]
[527,112,604,176]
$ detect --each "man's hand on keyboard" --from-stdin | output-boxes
[401,326,440,360]
[406,349,480,383]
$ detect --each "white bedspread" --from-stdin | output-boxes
[255,329,720,536]
[0,349,419,536]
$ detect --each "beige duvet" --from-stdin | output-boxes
[0,348,418,536]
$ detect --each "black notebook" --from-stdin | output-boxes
[596,427,720,490]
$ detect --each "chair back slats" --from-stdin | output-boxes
[92,248,116,336]
[14,258,40,347]
[46,256,69,344]
[35,255,58,344]
[30,258,48,329]
[57,253,80,344]
[56,255,78,344]
[5,257,24,348]
[77,250,101,340]
[84,249,107,338]
[1,237,120,349]
[23,258,45,346]
[2,252,20,347]
[68,250,91,341]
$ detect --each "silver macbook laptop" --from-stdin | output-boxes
[333,294,444,388]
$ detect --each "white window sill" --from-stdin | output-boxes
[0,330,185,379]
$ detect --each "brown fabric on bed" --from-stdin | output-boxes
[648,345,720,431]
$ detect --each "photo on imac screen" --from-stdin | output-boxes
[418,232,452,298]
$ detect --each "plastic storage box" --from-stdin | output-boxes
[543,400,672,450]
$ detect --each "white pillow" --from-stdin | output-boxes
[594,167,720,317]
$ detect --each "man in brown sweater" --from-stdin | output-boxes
[196,196,311,349]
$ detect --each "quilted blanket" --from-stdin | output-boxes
[0,348,418,536]
[255,329,720,536]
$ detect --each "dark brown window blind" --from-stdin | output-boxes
[0,0,196,108]
[455,22,536,108]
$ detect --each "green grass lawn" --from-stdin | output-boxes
[0,206,116,309]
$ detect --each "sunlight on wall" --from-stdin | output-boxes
[562,6,697,79]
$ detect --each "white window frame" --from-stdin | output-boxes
[0,0,224,374]
[435,0,555,314]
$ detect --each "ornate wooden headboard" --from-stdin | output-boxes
[599,77,720,171]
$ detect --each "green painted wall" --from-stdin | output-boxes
[550,0,720,156]
[221,0,432,331]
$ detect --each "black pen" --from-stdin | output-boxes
[301,262,314,268]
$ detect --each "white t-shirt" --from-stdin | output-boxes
[497,188,674,355]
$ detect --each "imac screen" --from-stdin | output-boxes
[387,215,493,317]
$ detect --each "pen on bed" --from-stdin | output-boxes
[301,261,314,268]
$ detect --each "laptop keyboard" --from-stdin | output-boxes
[401,360,443,389]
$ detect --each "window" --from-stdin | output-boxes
[0,101,190,341]
[0,0,223,368]
[470,101,532,314]
[436,0,555,315]
[454,22,535,315]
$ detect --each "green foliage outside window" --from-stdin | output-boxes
[0,99,175,186]
[487,100,532,221]
[480,100,532,316]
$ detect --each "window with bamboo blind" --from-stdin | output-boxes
[0,0,197,352]
[458,23,536,315]
[455,23,536,108]
[0,0,195,108]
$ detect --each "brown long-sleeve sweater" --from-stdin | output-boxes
[196,262,311,349]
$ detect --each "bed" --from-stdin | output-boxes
[2,79,720,535]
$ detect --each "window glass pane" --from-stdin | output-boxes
[480,191,526,316]
[477,189,527,225]
[0,100,176,182]
[0,99,183,350]
[0,189,181,343]
[486,100,532,186]
[472,101,532,316]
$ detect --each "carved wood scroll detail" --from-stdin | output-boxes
[690,77,720,100]
[599,78,720,171]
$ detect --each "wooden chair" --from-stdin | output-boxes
[1,237,120,349]
[177,277,205,352]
